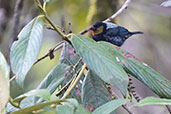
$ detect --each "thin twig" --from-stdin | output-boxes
[56,58,82,96]
[122,104,133,114]
[79,27,92,35]
[34,41,64,65]
[79,0,131,35]
[61,63,87,100]
[10,75,17,82]
[104,0,131,22]
[44,15,67,40]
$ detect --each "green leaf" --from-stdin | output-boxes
[43,0,56,2]
[75,105,91,114]
[56,98,90,114]
[56,98,78,114]
[56,105,74,114]
[133,97,171,107]
[92,99,129,114]
[66,98,79,108]
[59,42,81,66]
[10,100,63,114]
[14,89,51,104]
[43,106,57,113]
[70,34,128,96]
[161,0,171,7]
[37,63,70,94]
[0,51,10,112]
[99,41,171,98]
[35,63,70,103]
[59,42,85,103]
[82,70,112,112]
[10,16,44,87]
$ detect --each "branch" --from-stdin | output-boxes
[79,27,92,35]
[61,63,87,100]
[56,58,82,96]
[34,41,64,65]
[104,0,131,22]
[79,0,131,35]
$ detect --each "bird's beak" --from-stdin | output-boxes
[90,26,96,35]
[90,26,95,31]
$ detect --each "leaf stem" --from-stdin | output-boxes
[61,63,87,100]
[36,1,70,41]
[44,15,68,41]
[43,2,47,12]
[9,97,20,108]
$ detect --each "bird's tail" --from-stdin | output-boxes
[130,31,143,35]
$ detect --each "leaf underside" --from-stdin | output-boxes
[99,41,171,98]
[10,16,44,87]
[70,34,128,96]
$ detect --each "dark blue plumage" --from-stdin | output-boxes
[91,21,143,46]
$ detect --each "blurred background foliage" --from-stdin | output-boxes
[0,0,170,113]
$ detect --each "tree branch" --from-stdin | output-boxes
[34,41,64,65]
[80,0,131,35]
[61,63,87,100]
[104,0,131,22]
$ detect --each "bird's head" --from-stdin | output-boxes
[90,21,106,35]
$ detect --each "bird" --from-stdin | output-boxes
[90,21,143,46]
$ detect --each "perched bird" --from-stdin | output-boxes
[90,21,143,46]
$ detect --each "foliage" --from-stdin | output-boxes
[2,0,171,114]
[133,97,171,107]
[10,16,44,87]
[0,51,10,113]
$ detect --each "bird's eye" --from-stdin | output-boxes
[94,25,104,35]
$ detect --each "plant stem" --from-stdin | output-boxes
[34,40,64,65]
[61,63,87,100]
[9,97,20,108]
[44,15,67,40]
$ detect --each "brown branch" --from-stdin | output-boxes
[79,0,131,35]
[79,27,92,35]
[104,0,131,22]
[34,41,64,65]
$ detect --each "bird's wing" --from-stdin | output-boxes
[103,28,124,46]
[117,26,131,38]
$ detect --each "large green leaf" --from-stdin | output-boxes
[56,105,74,114]
[0,51,10,112]
[99,41,171,98]
[56,98,90,114]
[70,34,128,96]
[10,16,44,87]
[92,99,129,114]
[35,64,70,103]
[133,97,171,107]
[13,89,51,104]
[75,105,91,114]
[43,0,56,2]
[82,70,112,112]
[37,63,70,94]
